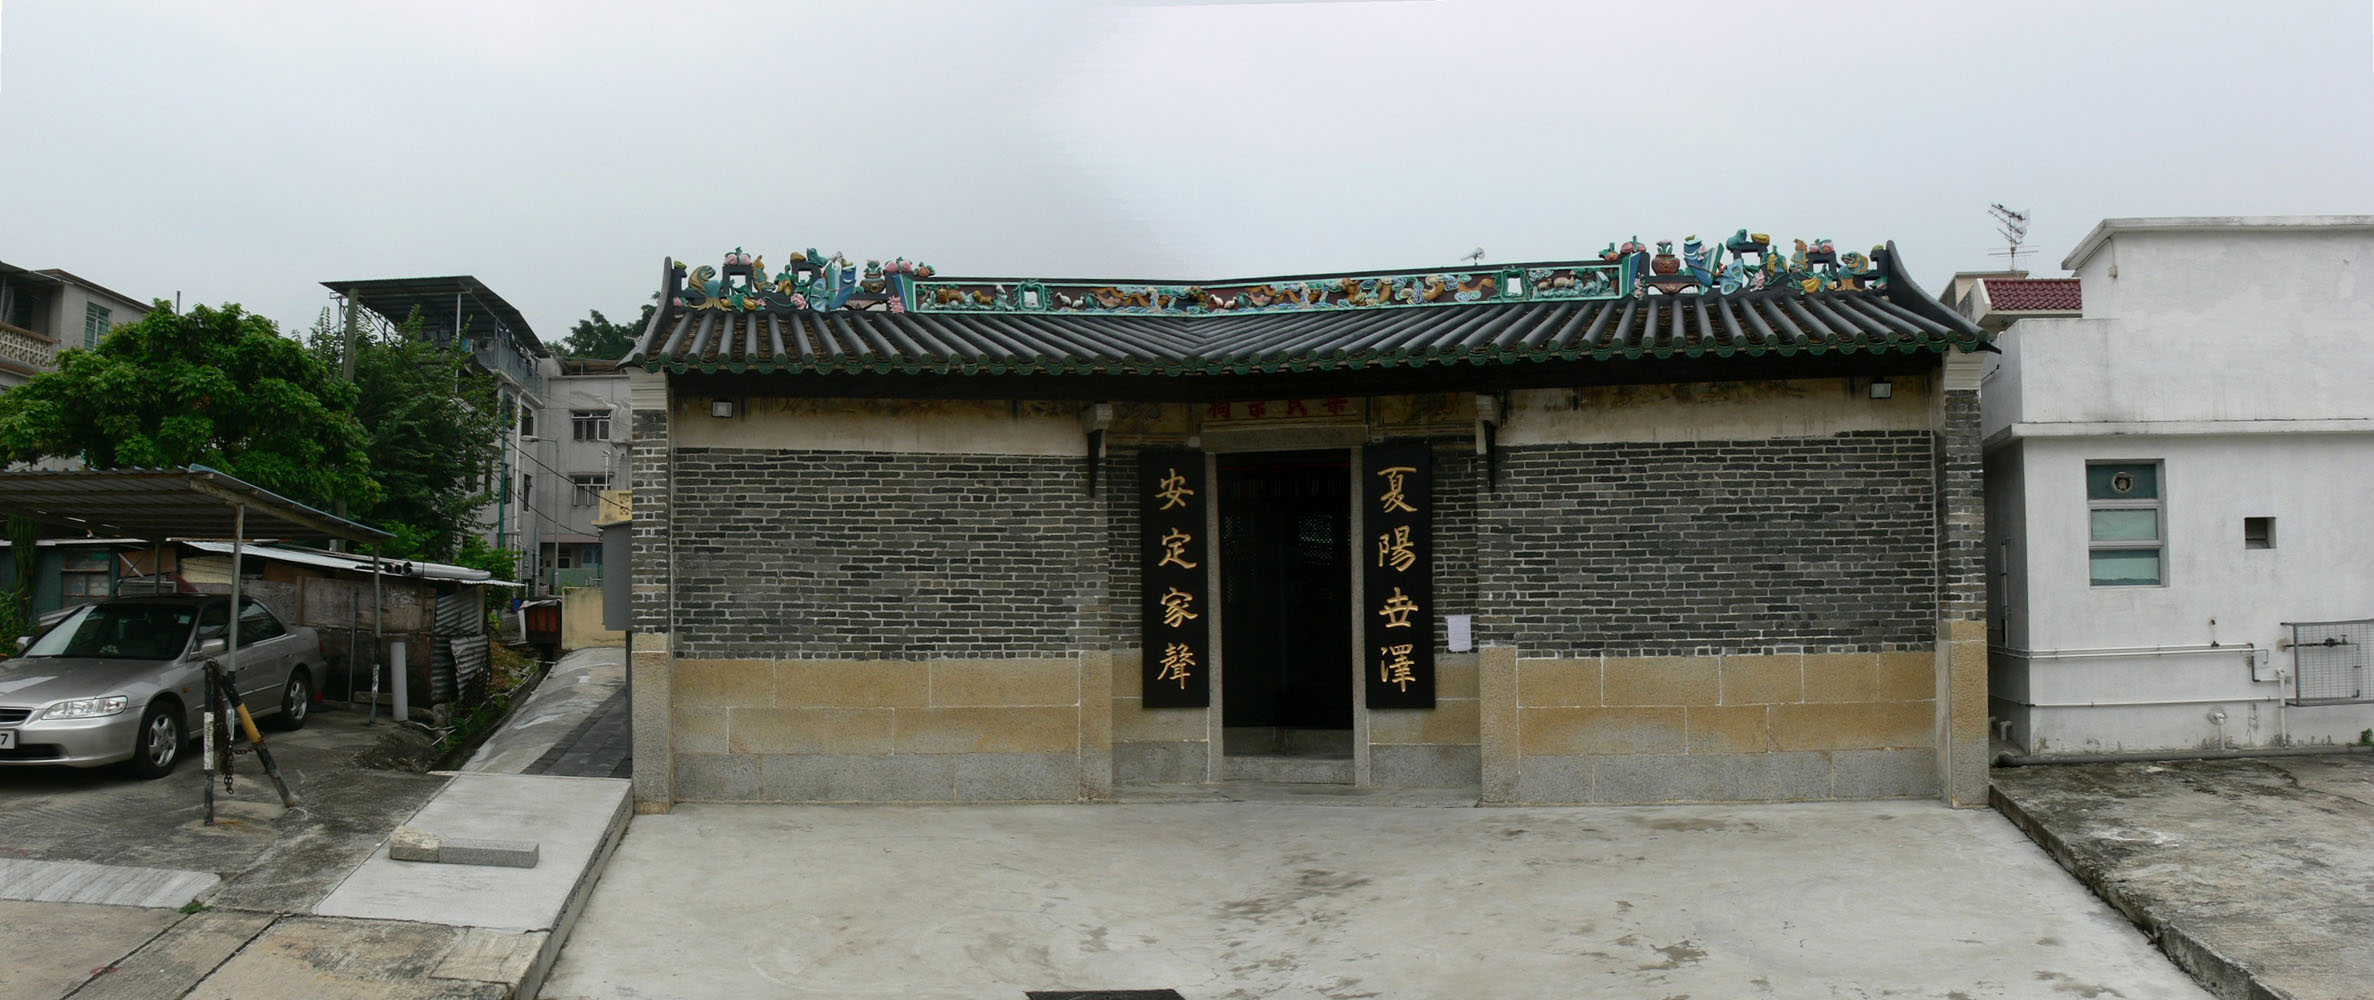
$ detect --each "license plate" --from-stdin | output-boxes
[0,730,14,749]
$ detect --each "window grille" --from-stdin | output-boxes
[2287,619,2372,704]
[571,474,610,507]
[572,410,611,441]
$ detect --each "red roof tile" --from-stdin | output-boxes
[1984,277,2081,312]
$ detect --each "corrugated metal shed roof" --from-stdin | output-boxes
[182,541,513,586]
[629,242,1986,378]
[320,275,547,356]
[0,466,390,543]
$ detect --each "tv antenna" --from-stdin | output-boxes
[1460,247,1486,267]
[1987,204,2032,273]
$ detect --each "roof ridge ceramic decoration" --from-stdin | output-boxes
[664,232,1887,320]
[629,236,1987,376]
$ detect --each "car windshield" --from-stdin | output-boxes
[21,604,198,661]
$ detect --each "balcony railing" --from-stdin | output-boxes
[0,321,58,373]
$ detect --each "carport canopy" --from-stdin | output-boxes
[0,465,390,543]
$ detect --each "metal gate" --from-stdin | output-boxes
[2286,618,2372,704]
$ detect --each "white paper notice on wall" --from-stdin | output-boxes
[1447,614,1473,652]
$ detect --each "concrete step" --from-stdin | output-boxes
[1221,754,1354,784]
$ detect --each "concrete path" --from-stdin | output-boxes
[1993,752,2374,1000]
[463,647,624,777]
[0,689,636,1000]
[541,800,2210,1000]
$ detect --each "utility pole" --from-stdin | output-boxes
[332,289,361,551]
[341,287,360,382]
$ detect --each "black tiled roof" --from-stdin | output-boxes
[627,243,1987,378]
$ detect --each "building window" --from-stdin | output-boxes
[571,473,610,507]
[83,303,110,348]
[2087,462,2163,586]
[555,544,578,569]
[61,549,111,603]
[2245,517,2276,549]
[521,473,532,506]
[582,542,603,567]
[572,409,611,441]
[520,407,535,437]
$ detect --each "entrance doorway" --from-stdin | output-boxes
[1217,451,1352,761]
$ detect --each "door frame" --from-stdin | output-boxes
[1195,439,1373,786]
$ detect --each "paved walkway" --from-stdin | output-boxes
[524,691,632,780]
[464,646,626,778]
[1992,751,2374,1000]
[541,799,2209,1000]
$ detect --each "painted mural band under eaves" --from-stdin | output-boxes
[667,231,1886,319]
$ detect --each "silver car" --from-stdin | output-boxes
[0,595,323,777]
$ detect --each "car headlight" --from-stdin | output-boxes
[40,696,130,720]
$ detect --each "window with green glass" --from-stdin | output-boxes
[2087,461,2162,586]
[83,303,110,348]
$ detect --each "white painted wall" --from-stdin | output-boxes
[1986,221,2374,754]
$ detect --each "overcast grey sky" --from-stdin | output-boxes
[4,0,2370,348]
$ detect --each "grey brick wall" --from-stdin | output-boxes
[1101,445,1143,651]
[1937,389,1984,622]
[629,407,672,633]
[1479,431,1938,656]
[1429,444,1480,652]
[671,449,1099,659]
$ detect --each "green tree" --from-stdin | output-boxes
[306,308,504,562]
[0,303,378,512]
[561,297,655,360]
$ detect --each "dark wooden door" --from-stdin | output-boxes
[1218,452,1352,740]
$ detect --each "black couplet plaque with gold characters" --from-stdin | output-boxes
[1363,441,1434,709]
[1139,450,1210,708]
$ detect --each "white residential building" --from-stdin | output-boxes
[0,262,150,388]
[1975,216,2374,756]
[520,359,628,590]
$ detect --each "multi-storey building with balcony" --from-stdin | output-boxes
[0,262,151,388]
[326,275,629,594]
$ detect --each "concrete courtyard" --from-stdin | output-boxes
[542,799,2209,1000]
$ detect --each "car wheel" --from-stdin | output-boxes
[128,702,182,779]
[269,670,310,731]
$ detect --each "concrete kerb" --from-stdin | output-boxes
[1989,784,2286,1000]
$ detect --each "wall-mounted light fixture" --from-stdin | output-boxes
[1868,378,1894,400]
[711,399,735,418]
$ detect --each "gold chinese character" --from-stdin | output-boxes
[1158,643,1197,689]
[1377,586,1420,628]
[1377,465,1418,514]
[1379,643,1417,691]
[1377,525,1415,572]
[1159,586,1199,629]
[1158,528,1198,569]
[1156,468,1195,511]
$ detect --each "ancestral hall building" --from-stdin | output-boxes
[620,236,1993,810]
